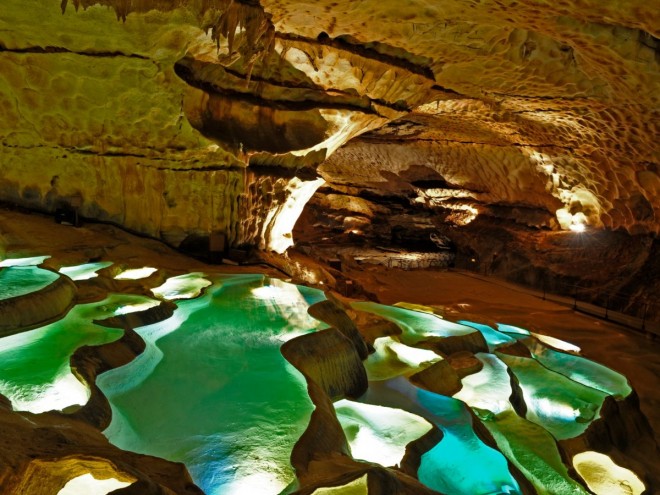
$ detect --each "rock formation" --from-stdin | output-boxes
[0,1,659,494]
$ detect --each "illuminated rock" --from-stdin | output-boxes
[446,351,484,379]
[573,451,645,495]
[364,336,442,381]
[409,359,462,396]
[150,272,212,300]
[282,328,368,400]
[58,262,113,281]
[308,299,369,359]
[418,331,489,357]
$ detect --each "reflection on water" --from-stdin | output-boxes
[0,265,644,495]
[98,275,327,495]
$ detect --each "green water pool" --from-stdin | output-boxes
[97,275,328,495]
[0,294,156,413]
[0,266,59,300]
[0,266,644,495]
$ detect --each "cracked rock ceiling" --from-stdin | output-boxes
[0,0,658,246]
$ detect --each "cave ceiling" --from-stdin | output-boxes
[0,0,658,246]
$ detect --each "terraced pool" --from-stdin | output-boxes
[0,263,643,495]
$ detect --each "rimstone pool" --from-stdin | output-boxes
[0,258,649,495]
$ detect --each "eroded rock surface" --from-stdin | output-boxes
[1,0,657,252]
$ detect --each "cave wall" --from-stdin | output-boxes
[0,0,658,252]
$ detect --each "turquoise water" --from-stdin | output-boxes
[457,321,516,350]
[453,353,590,495]
[352,301,475,345]
[0,266,58,300]
[520,338,631,398]
[0,294,154,413]
[0,264,641,495]
[362,378,521,495]
[497,353,608,440]
[97,275,328,495]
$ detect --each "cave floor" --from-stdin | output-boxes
[1,206,659,452]
[345,264,660,444]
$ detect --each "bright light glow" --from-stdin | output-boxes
[311,474,368,494]
[497,323,531,336]
[251,285,292,301]
[0,255,50,267]
[352,301,475,346]
[59,262,113,281]
[446,204,479,226]
[534,397,583,422]
[523,338,631,398]
[388,340,442,368]
[530,333,581,353]
[498,353,606,439]
[365,337,442,381]
[3,372,89,414]
[114,267,158,280]
[98,274,327,495]
[264,178,325,254]
[151,273,212,300]
[457,321,516,351]
[114,301,160,315]
[569,222,586,233]
[58,473,133,495]
[453,353,512,415]
[219,470,291,495]
[393,302,437,315]
[335,399,433,467]
[573,451,645,495]
[249,279,326,341]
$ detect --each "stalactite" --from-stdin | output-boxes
[60,0,276,76]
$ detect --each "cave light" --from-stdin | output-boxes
[335,399,433,468]
[498,353,607,439]
[219,471,292,495]
[251,284,290,301]
[352,301,475,345]
[151,272,212,300]
[0,255,50,267]
[456,321,516,350]
[388,339,442,368]
[114,300,160,315]
[265,177,325,254]
[530,332,581,353]
[58,261,113,281]
[522,338,631,398]
[57,474,133,495]
[453,353,512,415]
[249,279,325,341]
[310,474,368,494]
[497,323,531,336]
[569,222,586,233]
[365,336,442,381]
[114,266,158,280]
[572,451,645,495]
[5,371,90,414]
